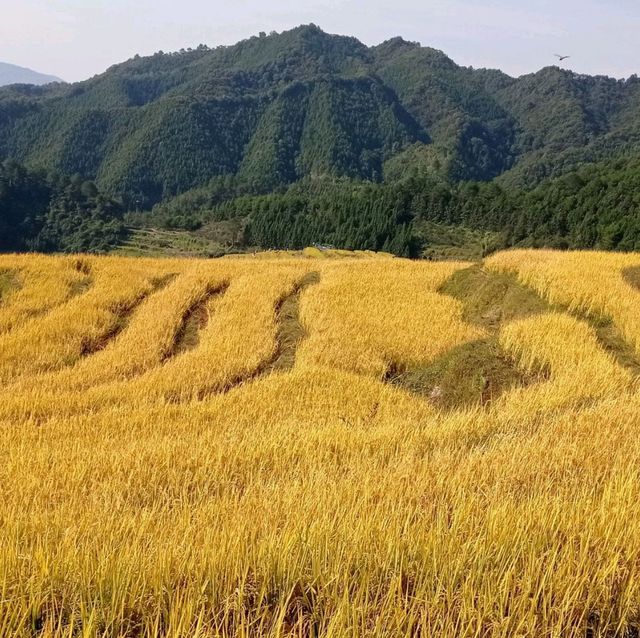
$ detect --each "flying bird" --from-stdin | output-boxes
[554,54,571,61]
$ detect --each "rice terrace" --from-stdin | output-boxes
[0,248,638,636]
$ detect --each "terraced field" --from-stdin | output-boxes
[1,250,640,637]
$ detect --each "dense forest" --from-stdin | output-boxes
[1,25,640,255]
[0,160,125,252]
[152,157,640,254]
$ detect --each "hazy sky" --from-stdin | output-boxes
[1,0,639,82]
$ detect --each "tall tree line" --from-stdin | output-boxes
[0,160,125,252]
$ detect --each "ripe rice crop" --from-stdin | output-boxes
[0,254,92,334]
[0,250,639,637]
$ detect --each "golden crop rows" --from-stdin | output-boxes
[0,250,639,637]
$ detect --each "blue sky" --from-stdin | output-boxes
[2,0,639,82]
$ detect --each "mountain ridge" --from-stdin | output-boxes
[0,25,639,208]
[0,61,63,87]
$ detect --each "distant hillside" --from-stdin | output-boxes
[0,62,62,87]
[0,24,638,209]
[2,25,640,257]
[0,159,125,253]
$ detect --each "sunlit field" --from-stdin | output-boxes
[1,249,640,637]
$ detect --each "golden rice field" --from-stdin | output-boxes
[1,249,640,637]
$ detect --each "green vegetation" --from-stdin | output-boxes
[2,25,640,256]
[416,222,502,261]
[212,181,419,256]
[267,272,321,373]
[170,284,229,357]
[386,265,551,409]
[0,159,125,252]
[113,228,241,258]
[158,156,640,257]
[2,26,640,205]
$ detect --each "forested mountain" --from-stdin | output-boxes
[1,25,640,255]
[1,25,638,206]
[0,62,62,87]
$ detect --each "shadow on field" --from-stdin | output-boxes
[68,257,94,298]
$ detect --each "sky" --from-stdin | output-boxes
[1,0,639,82]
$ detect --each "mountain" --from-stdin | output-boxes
[0,62,62,87]
[0,24,638,210]
[1,25,640,257]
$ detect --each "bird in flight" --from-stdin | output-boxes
[554,54,571,61]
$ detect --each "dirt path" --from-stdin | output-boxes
[167,282,230,359]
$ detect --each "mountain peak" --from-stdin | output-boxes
[0,25,638,205]
[0,62,63,87]
[375,36,421,52]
